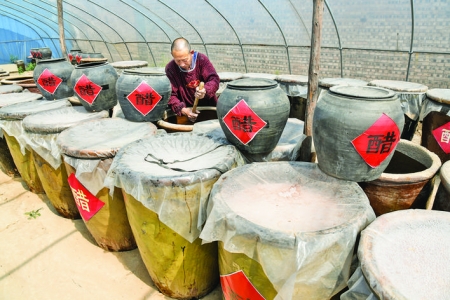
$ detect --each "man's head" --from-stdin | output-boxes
[171,37,193,70]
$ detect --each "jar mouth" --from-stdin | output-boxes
[123,69,165,76]
[227,78,278,90]
[75,61,108,69]
[329,85,396,99]
[36,58,66,64]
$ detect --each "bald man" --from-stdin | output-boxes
[165,37,220,122]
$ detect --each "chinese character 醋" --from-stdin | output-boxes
[71,187,90,212]
[231,116,257,132]
[79,84,95,96]
[42,76,56,87]
[135,92,155,105]
[366,131,396,154]
[441,129,450,144]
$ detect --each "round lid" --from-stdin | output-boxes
[329,85,396,99]
[426,88,450,104]
[0,85,23,94]
[139,67,166,73]
[276,74,309,84]
[368,80,428,93]
[110,60,148,69]
[359,209,450,300]
[112,133,241,187]
[23,106,109,134]
[242,72,277,80]
[74,61,108,69]
[122,69,165,76]
[439,160,450,193]
[227,78,278,90]
[36,58,66,65]
[211,162,371,236]
[319,77,368,88]
[218,72,243,82]
[57,118,157,158]
[0,93,43,108]
[0,99,71,120]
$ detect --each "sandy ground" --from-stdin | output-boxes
[0,170,222,300]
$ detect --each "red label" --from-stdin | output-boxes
[76,54,82,64]
[36,68,63,94]
[74,74,103,105]
[68,53,73,61]
[222,99,267,145]
[126,81,162,116]
[221,270,266,300]
[351,113,400,168]
[68,173,105,221]
[432,122,450,154]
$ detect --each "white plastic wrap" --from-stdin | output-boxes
[21,107,109,169]
[342,209,450,300]
[199,162,376,300]
[57,118,158,194]
[420,96,450,121]
[193,118,306,162]
[397,92,426,121]
[104,132,245,243]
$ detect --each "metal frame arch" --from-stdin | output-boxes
[324,0,343,77]
[157,0,209,56]
[205,0,248,72]
[86,0,156,65]
[405,0,415,81]
[259,0,292,74]
[63,1,126,60]
[0,12,46,44]
[288,0,311,42]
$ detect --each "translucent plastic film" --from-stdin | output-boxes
[199,162,376,300]
[21,107,109,169]
[57,118,158,159]
[105,133,245,243]
[193,118,306,162]
[398,92,427,121]
[420,97,450,121]
[344,209,450,300]
[0,119,27,154]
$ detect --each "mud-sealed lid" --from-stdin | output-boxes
[0,84,23,94]
[138,67,166,73]
[106,132,244,242]
[0,92,43,108]
[57,118,157,159]
[319,77,368,89]
[23,106,109,134]
[0,99,71,120]
[226,78,278,90]
[276,74,309,84]
[368,80,428,93]
[218,72,243,82]
[242,72,277,80]
[110,60,148,69]
[200,161,375,299]
[330,85,397,99]
[358,209,450,300]
[122,69,165,76]
[426,88,450,104]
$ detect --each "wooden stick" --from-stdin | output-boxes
[192,82,204,113]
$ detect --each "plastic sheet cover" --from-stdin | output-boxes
[342,209,450,300]
[420,97,450,121]
[193,118,306,162]
[21,107,109,169]
[199,162,376,300]
[104,133,245,243]
[398,92,427,121]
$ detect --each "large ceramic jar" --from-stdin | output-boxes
[217,78,290,154]
[69,61,118,112]
[33,58,74,100]
[116,69,170,122]
[313,85,405,182]
[75,52,104,65]
[37,47,52,59]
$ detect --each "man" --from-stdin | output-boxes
[165,37,220,122]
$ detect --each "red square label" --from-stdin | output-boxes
[37,68,63,94]
[351,113,400,168]
[222,99,267,145]
[220,270,266,300]
[74,74,103,105]
[432,122,450,154]
[68,173,105,221]
[126,81,162,116]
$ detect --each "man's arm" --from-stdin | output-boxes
[198,53,220,100]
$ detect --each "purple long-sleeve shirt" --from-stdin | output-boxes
[165,52,220,116]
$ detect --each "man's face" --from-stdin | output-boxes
[172,49,192,70]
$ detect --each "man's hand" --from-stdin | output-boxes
[195,86,206,100]
[181,107,200,122]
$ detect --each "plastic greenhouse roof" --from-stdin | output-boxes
[0,0,449,88]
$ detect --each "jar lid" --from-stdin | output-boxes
[36,58,67,64]
[276,74,309,84]
[0,93,43,108]
[330,85,396,99]
[110,60,148,69]
[218,72,243,82]
[0,84,23,94]
[0,99,71,120]
[439,160,450,193]
[57,118,157,158]
[227,78,278,90]
[122,69,165,76]
[368,80,428,93]
[426,88,450,104]
[23,106,109,134]
[242,72,277,80]
[319,77,368,88]
[359,209,450,299]
[74,61,108,69]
